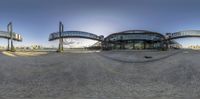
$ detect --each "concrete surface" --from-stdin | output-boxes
[0,49,199,99]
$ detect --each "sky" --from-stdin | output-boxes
[0,0,200,47]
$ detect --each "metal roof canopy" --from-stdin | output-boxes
[105,30,165,42]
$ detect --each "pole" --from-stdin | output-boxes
[61,23,64,51]
[9,22,15,52]
[7,24,10,51]
[57,21,64,52]
[7,39,10,51]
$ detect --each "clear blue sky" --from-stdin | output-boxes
[0,0,200,47]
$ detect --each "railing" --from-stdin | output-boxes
[49,31,104,41]
[0,31,22,41]
[166,31,200,39]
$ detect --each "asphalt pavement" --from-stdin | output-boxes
[0,50,199,99]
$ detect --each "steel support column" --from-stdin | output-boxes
[7,39,10,51]
[57,22,64,52]
[132,41,135,49]
[144,41,146,49]
[8,22,15,52]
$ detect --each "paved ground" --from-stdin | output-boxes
[0,49,200,99]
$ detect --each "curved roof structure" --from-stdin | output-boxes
[0,31,22,41]
[167,30,200,39]
[105,30,165,42]
[49,31,104,41]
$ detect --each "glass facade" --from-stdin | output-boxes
[104,30,166,50]
[107,34,161,42]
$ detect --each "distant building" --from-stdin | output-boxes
[31,45,42,50]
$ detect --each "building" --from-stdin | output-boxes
[103,30,167,50]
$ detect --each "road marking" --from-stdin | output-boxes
[2,51,16,57]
